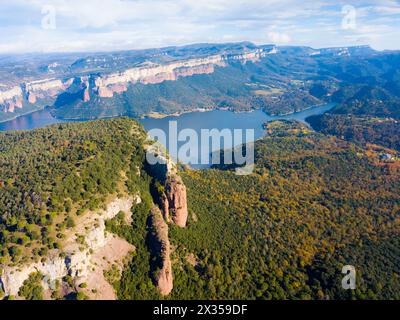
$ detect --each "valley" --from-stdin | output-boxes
[0,118,399,300]
[0,41,399,301]
[2,42,398,126]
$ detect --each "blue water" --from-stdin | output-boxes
[141,104,335,143]
[0,108,67,131]
[140,104,335,168]
[0,104,334,168]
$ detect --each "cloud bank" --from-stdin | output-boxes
[0,0,399,53]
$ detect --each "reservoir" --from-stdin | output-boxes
[0,104,335,168]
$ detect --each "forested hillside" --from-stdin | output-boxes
[167,122,400,300]
[0,118,147,267]
[308,114,400,151]
[308,85,400,151]
[1,119,399,300]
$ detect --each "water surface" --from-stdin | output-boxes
[0,104,334,168]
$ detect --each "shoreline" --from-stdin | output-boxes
[0,106,47,124]
[0,103,335,130]
[143,108,216,120]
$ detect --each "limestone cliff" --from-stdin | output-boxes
[0,86,23,113]
[0,78,73,114]
[0,46,274,117]
[93,49,268,97]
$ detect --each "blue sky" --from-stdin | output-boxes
[0,0,399,53]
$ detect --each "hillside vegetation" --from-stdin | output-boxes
[170,123,400,299]
[0,118,146,266]
[0,119,399,300]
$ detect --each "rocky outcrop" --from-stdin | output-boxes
[145,143,188,228]
[0,46,276,117]
[165,175,188,228]
[0,86,23,104]
[0,87,24,113]
[0,196,137,297]
[0,78,75,114]
[27,92,37,104]
[25,79,64,93]
[150,206,173,296]
[82,80,91,102]
[83,88,90,102]
[93,49,268,97]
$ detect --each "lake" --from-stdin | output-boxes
[0,104,334,168]
[140,104,334,167]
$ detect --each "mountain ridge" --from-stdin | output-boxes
[0,42,386,123]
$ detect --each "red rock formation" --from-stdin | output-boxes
[165,175,188,228]
[110,83,128,94]
[150,206,173,296]
[27,92,37,104]
[83,88,90,102]
[98,87,114,98]
[15,98,23,108]
[160,193,170,223]
[7,102,15,113]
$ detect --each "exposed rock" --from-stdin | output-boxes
[0,196,137,298]
[145,143,188,228]
[2,102,14,113]
[98,86,114,98]
[82,80,91,102]
[93,49,268,98]
[0,87,23,113]
[150,206,173,296]
[160,193,170,223]
[85,235,134,300]
[165,175,188,228]
[27,92,37,104]
[25,79,64,93]
[0,86,23,104]
[83,88,90,102]
[0,47,274,117]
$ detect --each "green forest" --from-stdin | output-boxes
[0,118,399,300]
[111,121,400,300]
[0,118,147,266]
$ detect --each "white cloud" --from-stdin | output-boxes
[0,0,399,53]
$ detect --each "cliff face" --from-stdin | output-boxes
[0,78,72,114]
[93,49,267,97]
[150,206,173,296]
[0,86,23,113]
[0,46,273,118]
[165,175,188,228]
[145,144,188,228]
[143,144,189,296]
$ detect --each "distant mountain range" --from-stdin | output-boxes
[0,42,399,123]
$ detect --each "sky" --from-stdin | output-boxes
[0,0,399,53]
